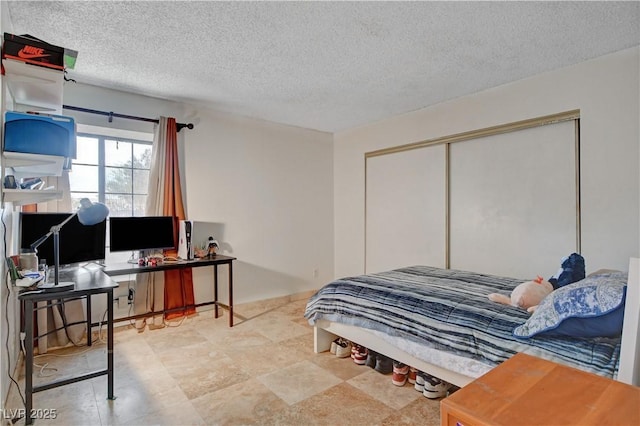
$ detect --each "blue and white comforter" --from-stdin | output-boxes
[304,265,621,378]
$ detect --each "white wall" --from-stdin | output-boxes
[63,83,335,306]
[334,47,640,278]
[0,0,19,408]
[182,109,334,304]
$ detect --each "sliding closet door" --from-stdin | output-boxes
[365,144,446,273]
[449,120,578,279]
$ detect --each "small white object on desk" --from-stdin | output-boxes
[15,272,44,287]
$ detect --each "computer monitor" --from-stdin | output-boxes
[108,216,175,253]
[19,212,107,267]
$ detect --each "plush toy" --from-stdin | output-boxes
[548,253,585,290]
[488,275,553,313]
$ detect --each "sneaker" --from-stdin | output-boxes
[365,350,378,368]
[408,367,418,384]
[374,354,393,374]
[392,362,409,386]
[414,372,425,392]
[422,374,452,399]
[350,343,361,359]
[335,339,352,358]
[353,346,368,365]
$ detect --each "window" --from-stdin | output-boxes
[69,132,153,217]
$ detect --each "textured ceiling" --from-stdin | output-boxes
[4,1,640,133]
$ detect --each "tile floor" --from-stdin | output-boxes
[5,297,446,425]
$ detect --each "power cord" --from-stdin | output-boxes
[47,294,108,348]
[123,275,189,330]
[2,212,26,421]
[32,343,105,378]
[19,333,57,378]
[18,316,108,380]
[163,315,187,328]
[18,303,108,381]
[57,299,88,347]
[96,307,107,343]
[126,278,149,332]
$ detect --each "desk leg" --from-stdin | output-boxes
[86,295,92,347]
[24,299,34,425]
[214,264,219,319]
[228,262,234,327]
[107,289,115,400]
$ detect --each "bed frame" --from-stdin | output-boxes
[314,257,640,387]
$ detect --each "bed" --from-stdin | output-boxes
[304,258,640,388]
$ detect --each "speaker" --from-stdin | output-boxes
[178,220,193,260]
[178,220,222,260]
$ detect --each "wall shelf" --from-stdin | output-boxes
[3,151,64,179]
[2,59,64,114]
[2,188,63,206]
[1,58,66,207]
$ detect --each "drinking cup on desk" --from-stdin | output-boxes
[39,259,49,281]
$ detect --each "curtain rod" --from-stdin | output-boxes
[62,105,194,132]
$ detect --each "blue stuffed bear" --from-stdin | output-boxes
[548,253,585,290]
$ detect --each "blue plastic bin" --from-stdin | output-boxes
[4,111,76,158]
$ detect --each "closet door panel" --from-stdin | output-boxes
[365,144,446,273]
[449,120,577,279]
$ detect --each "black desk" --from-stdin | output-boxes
[18,267,117,425]
[102,254,237,327]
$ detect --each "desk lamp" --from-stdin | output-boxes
[30,198,109,291]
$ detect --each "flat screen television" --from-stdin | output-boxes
[109,216,175,253]
[19,212,107,267]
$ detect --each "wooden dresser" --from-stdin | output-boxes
[441,352,640,426]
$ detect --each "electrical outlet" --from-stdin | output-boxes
[128,288,135,304]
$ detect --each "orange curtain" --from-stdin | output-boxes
[161,118,195,319]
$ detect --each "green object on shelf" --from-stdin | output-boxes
[6,257,20,282]
[64,48,78,69]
